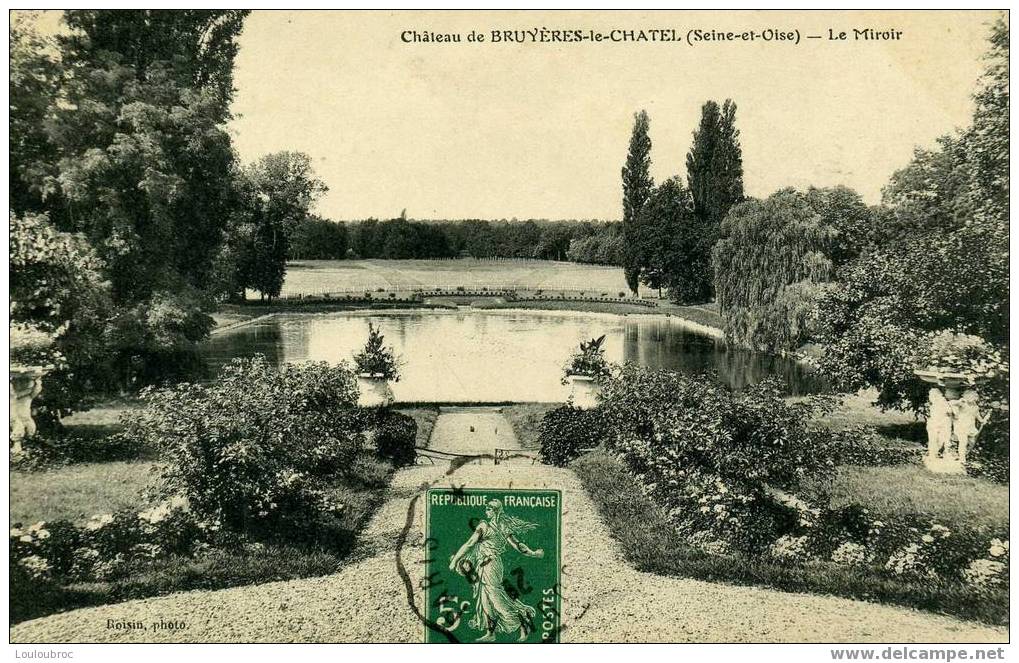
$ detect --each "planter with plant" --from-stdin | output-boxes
[913,332,1007,474]
[353,322,401,407]
[9,321,60,451]
[561,335,611,409]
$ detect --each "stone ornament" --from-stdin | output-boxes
[915,371,989,475]
[10,366,49,454]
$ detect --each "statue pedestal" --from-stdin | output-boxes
[922,454,966,475]
[567,375,598,410]
[10,365,51,454]
[357,374,394,408]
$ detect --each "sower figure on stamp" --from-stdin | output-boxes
[449,499,544,642]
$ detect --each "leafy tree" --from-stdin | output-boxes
[712,189,837,351]
[621,110,654,294]
[10,13,61,216]
[288,215,349,260]
[231,152,328,301]
[506,220,543,258]
[633,177,697,298]
[817,15,1008,417]
[686,99,744,299]
[801,186,876,265]
[533,224,573,261]
[46,10,249,301]
[966,16,1008,230]
[60,10,248,118]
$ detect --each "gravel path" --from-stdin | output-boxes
[10,410,1007,644]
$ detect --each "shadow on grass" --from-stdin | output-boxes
[570,449,1007,627]
[11,545,351,625]
[875,421,928,443]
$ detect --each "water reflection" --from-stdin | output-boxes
[200,310,823,402]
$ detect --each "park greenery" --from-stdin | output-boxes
[288,216,626,265]
[610,18,1008,486]
[6,9,1009,631]
[10,356,418,623]
[10,11,329,425]
[622,100,744,302]
[548,364,1008,623]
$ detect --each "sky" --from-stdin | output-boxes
[28,10,1001,220]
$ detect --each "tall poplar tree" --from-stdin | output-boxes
[685,99,744,301]
[621,110,654,294]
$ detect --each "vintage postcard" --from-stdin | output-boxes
[7,7,1010,653]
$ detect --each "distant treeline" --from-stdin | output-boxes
[288,216,626,265]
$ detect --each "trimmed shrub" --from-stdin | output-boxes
[373,411,417,467]
[538,405,604,467]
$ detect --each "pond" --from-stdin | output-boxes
[201,309,824,402]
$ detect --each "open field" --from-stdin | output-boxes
[275,259,640,297]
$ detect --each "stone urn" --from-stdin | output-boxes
[567,374,599,410]
[10,365,52,454]
[914,369,985,475]
[357,373,395,408]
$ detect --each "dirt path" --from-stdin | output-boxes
[10,409,1008,644]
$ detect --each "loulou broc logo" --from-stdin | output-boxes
[424,488,562,643]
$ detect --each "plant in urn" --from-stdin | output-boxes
[9,321,59,453]
[353,321,401,409]
[914,332,1004,474]
[562,335,611,410]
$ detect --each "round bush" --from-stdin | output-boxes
[373,411,417,467]
[121,356,361,533]
[538,406,604,467]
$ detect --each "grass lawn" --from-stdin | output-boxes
[806,390,920,433]
[501,403,557,449]
[831,465,1009,530]
[10,461,159,525]
[571,449,1007,626]
[59,396,144,428]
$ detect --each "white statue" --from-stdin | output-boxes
[951,389,989,465]
[925,388,954,461]
[10,372,44,452]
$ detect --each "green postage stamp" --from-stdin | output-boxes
[424,488,562,643]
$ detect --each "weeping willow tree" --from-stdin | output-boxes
[711,189,840,352]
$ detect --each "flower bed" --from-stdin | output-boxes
[590,366,1009,600]
[573,449,1009,625]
